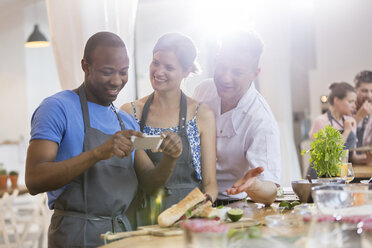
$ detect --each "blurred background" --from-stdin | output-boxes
[0,0,371,188]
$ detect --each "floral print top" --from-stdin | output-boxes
[131,102,202,180]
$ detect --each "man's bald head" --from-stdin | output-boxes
[83,32,126,64]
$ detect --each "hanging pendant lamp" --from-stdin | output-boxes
[24,24,50,48]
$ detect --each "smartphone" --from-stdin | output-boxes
[131,135,163,150]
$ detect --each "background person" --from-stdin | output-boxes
[308,82,362,177]
[353,70,372,165]
[309,82,357,149]
[353,71,372,146]
[121,33,218,225]
[25,32,182,247]
[193,30,281,205]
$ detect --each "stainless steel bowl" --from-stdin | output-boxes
[291,179,345,203]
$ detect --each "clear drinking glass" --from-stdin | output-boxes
[345,163,355,184]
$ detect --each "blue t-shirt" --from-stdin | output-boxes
[30,90,139,209]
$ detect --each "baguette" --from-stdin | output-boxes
[158,188,205,227]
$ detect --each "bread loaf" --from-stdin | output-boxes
[157,188,205,227]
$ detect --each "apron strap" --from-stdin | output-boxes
[140,91,187,135]
[327,109,345,130]
[78,84,125,131]
[179,91,187,137]
[111,104,126,131]
[78,84,91,131]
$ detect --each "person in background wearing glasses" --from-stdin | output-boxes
[193,30,281,206]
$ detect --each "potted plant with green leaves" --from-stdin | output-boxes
[9,170,19,188]
[302,125,347,178]
[0,164,8,189]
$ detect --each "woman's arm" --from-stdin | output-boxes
[134,131,182,194]
[343,118,356,143]
[196,103,218,202]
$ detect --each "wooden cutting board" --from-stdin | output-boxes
[101,218,260,242]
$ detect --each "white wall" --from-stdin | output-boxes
[24,1,61,135]
[0,0,60,180]
[0,3,29,142]
[309,0,372,120]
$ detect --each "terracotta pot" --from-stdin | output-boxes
[0,174,8,189]
[9,175,18,187]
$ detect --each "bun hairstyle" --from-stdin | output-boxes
[328,82,355,105]
[153,33,200,74]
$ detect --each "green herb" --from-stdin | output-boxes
[279,201,292,210]
[278,200,301,211]
[0,169,6,175]
[185,209,192,219]
[216,205,224,209]
[301,125,346,178]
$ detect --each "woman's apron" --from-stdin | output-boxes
[326,110,357,150]
[48,85,138,247]
[136,92,201,226]
[307,110,357,179]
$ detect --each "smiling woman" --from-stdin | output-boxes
[120,33,218,226]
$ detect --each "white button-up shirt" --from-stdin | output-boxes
[193,79,281,200]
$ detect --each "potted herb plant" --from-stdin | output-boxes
[0,168,8,189]
[9,170,19,188]
[302,125,347,178]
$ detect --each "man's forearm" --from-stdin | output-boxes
[26,149,100,195]
[246,180,277,205]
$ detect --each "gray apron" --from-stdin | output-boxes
[48,85,138,247]
[136,92,201,226]
[326,110,356,150]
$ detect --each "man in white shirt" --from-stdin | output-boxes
[193,30,281,205]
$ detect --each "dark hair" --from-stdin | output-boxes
[83,32,126,64]
[354,70,372,89]
[328,82,355,105]
[153,33,200,73]
[218,30,264,68]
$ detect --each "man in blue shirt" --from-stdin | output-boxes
[25,32,182,247]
